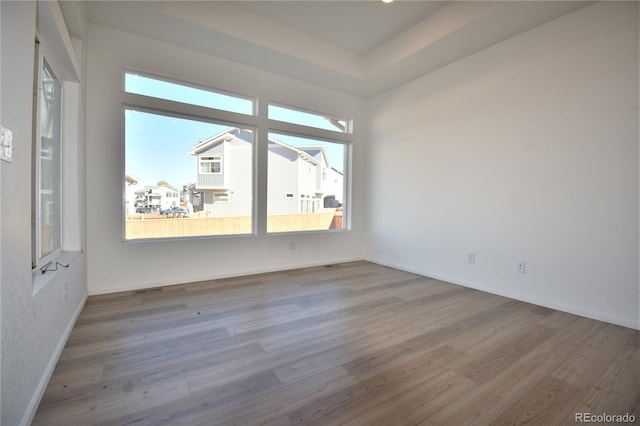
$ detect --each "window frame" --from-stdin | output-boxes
[265,128,351,234]
[121,102,258,240]
[30,0,83,294]
[268,102,352,134]
[32,45,63,269]
[124,70,255,116]
[120,71,353,240]
[199,155,223,175]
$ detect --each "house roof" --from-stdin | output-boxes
[297,146,330,169]
[190,127,326,167]
[189,127,241,155]
[136,185,180,195]
[267,139,319,166]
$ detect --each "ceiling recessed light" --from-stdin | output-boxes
[382,0,394,3]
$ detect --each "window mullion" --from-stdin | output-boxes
[32,49,44,267]
[267,119,351,144]
[123,95,260,129]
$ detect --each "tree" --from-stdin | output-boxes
[157,180,171,188]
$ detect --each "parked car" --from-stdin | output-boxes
[162,207,188,218]
[323,195,342,208]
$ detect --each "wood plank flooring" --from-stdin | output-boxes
[33,261,640,425]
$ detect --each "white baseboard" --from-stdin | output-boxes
[88,257,366,296]
[366,257,640,331]
[21,293,88,426]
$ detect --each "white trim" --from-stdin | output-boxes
[366,257,640,331]
[268,102,350,134]
[123,69,255,115]
[20,293,87,426]
[37,0,80,81]
[88,257,364,296]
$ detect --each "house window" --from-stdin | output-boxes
[124,73,256,240]
[124,106,254,239]
[33,56,62,265]
[122,72,351,238]
[213,192,229,202]
[199,156,222,174]
[267,132,347,233]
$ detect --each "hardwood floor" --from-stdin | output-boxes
[33,261,639,425]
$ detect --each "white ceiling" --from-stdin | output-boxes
[86,1,592,98]
[231,1,451,56]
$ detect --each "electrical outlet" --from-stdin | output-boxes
[467,252,475,264]
[516,261,526,274]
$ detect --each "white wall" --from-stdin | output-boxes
[86,24,365,295]
[365,2,639,329]
[0,2,88,425]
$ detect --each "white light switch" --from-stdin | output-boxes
[0,125,13,163]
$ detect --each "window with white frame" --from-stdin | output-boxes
[31,1,83,286]
[33,50,62,267]
[266,102,350,233]
[199,155,222,174]
[124,71,255,239]
[122,71,351,239]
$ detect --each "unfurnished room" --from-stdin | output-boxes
[1,1,639,425]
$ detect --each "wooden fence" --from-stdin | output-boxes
[125,209,340,240]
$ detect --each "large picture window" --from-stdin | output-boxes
[123,72,351,240]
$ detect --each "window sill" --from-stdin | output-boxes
[32,251,82,296]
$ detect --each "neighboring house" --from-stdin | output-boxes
[187,128,343,217]
[124,173,140,214]
[297,146,344,209]
[188,128,254,217]
[267,140,322,215]
[134,185,181,213]
[326,167,344,207]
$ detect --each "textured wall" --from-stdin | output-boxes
[0,2,87,424]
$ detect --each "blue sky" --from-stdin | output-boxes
[125,73,346,189]
[125,109,227,188]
